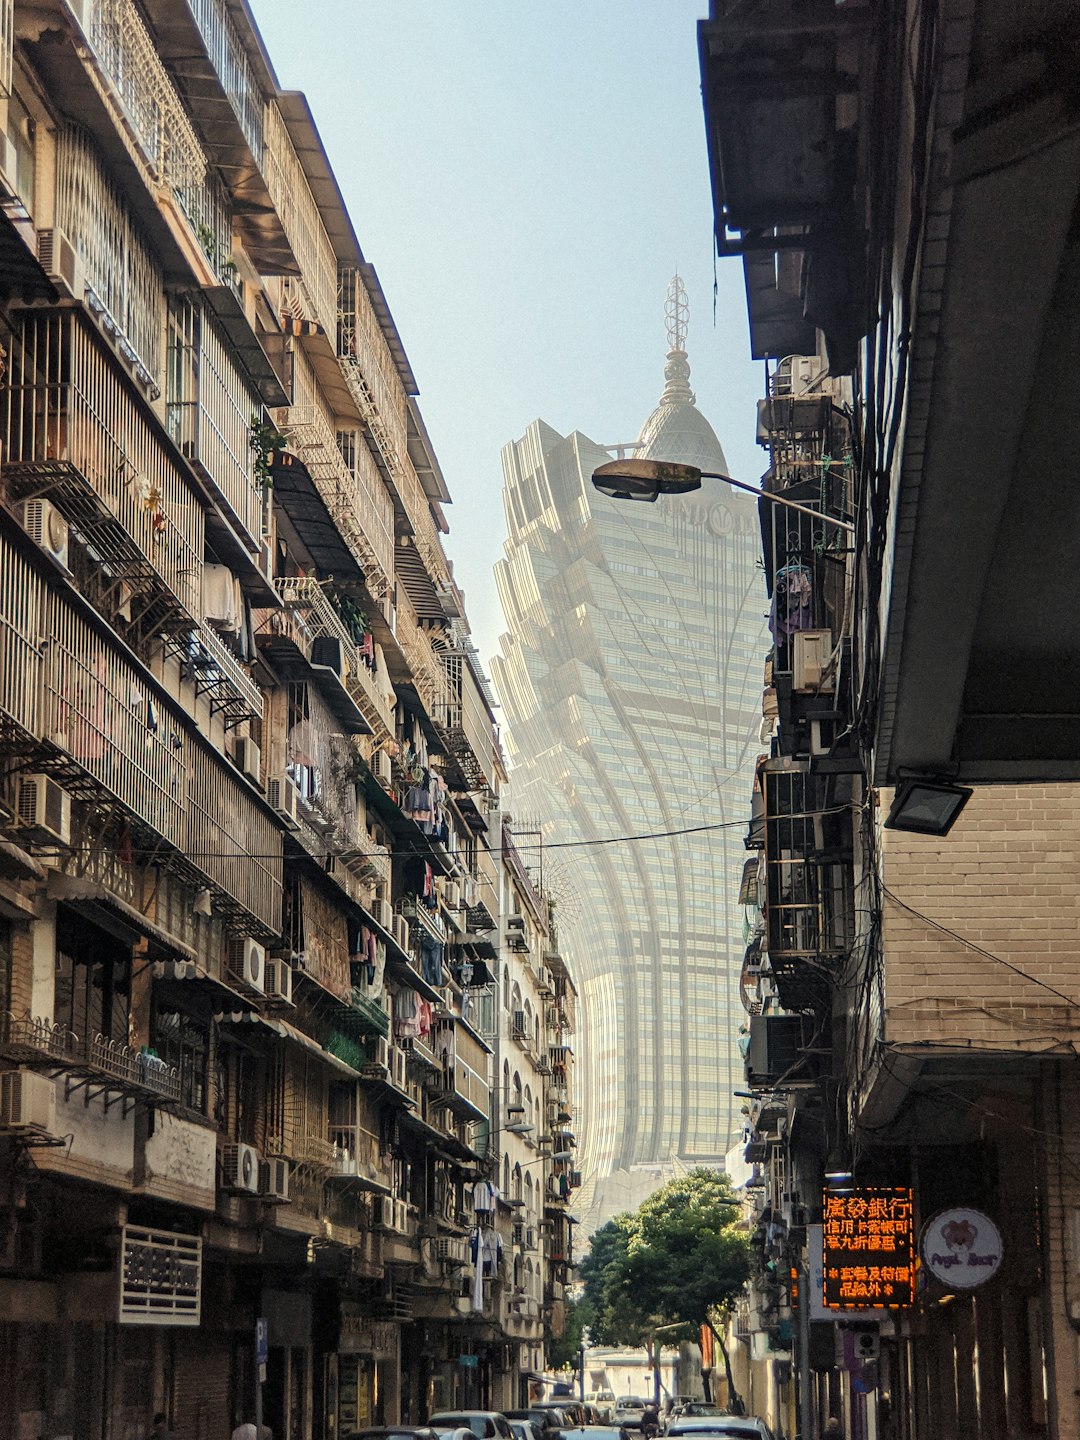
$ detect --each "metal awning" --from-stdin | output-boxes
[214,1009,361,1078]
[269,451,363,581]
[48,872,197,962]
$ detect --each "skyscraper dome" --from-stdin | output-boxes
[634,274,729,473]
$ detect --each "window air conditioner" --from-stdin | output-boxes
[371,897,391,930]
[372,1194,395,1230]
[0,1069,56,1133]
[37,228,84,301]
[792,630,834,694]
[260,1156,290,1202]
[230,736,262,786]
[221,1142,261,1194]
[268,776,301,830]
[392,915,410,952]
[512,1010,528,1038]
[20,499,70,569]
[16,775,71,847]
[391,1047,408,1091]
[234,937,265,995]
[372,750,393,784]
[264,959,293,1005]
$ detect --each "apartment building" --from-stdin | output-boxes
[489,823,579,1406]
[0,0,572,1435]
[697,3,1080,1437]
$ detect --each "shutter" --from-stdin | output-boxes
[172,1332,232,1440]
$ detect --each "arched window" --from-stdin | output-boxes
[511,982,522,1019]
[525,1172,533,1215]
[513,1162,523,1202]
[503,964,510,1010]
[513,1072,523,1114]
[503,1153,510,1195]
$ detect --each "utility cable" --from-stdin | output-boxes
[882,885,1080,1012]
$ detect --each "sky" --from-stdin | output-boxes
[249,0,765,669]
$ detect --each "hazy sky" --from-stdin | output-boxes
[250,0,765,668]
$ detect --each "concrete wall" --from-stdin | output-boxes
[879,784,1080,1052]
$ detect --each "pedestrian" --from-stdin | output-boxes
[231,1424,272,1440]
[822,1418,843,1439]
[147,1415,174,1440]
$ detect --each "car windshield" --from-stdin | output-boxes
[617,1402,644,1411]
[667,1427,764,1439]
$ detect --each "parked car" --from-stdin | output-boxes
[662,1407,723,1432]
[613,1400,648,1431]
[427,1415,513,1440]
[559,1426,632,1440]
[347,1430,443,1440]
[504,1408,565,1436]
[665,1417,774,1440]
[508,1422,544,1440]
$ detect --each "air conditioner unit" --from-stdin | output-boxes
[236,937,266,995]
[20,499,70,569]
[264,958,293,1005]
[442,879,460,909]
[37,227,84,300]
[792,629,835,694]
[512,1010,528,1038]
[0,1069,55,1133]
[392,915,410,952]
[260,1156,290,1202]
[230,736,262,785]
[371,897,391,930]
[372,750,393,784]
[391,1047,408,1091]
[221,1141,260,1194]
[16,775,71,847]
[310,635,346,682]
[372,1194,397,1230]
[268,776,301,830]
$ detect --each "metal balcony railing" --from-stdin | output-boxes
[762,767,851,963]
[0,1013,181,1103]
[274,363,394,597]
[274,577,393,739]
[263,103,337,339]
[3,309,202,618]
[87,0,206,198]
[183,0,265,159]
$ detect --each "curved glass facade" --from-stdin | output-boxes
[492,311,768,1231]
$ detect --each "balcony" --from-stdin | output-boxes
[0,1012,181,1108]
[256,577,393,740]
[166,297,264,548]
[337,266,410,481]
[761,763,852,1010]
[141,0,292,274]
[3,309,201,619]
[329,1122,392,1191]
[272,364,394,598]
[429,1058,488,1124]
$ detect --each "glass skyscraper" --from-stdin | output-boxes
[491,280,769,1230]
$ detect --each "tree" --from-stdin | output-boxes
[576,1171,750,1406]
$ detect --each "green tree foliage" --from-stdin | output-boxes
[580,1171,749,1342]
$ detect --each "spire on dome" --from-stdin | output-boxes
[634,276,729,473]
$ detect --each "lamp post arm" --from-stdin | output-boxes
[704,470,856,534]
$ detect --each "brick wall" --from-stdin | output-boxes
[880,784,1080,1052]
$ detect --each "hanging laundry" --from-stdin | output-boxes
[419,933,443,987]
[768,563,814,643]
[393,987,421,1038]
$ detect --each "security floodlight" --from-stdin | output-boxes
[884,779,973,836]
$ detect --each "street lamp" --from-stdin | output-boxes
[591,458,856,534]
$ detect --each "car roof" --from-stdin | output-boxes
[666,1424,765,1437]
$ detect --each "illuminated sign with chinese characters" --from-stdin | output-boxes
[822,1187,915,1308]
